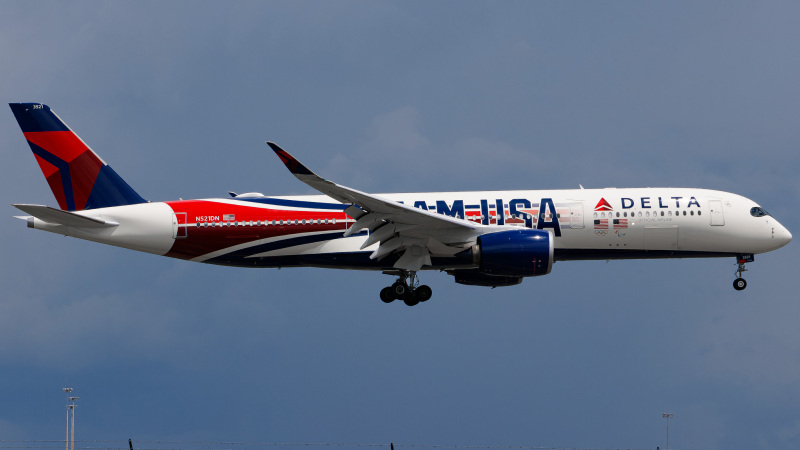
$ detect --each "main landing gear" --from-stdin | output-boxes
[380,271,432,306]
[733,254,753,291]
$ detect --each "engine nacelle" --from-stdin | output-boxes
[474,229,553,277]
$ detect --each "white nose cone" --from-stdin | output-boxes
[767,221,792,252]
[775,222,792,249]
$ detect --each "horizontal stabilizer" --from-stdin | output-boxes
[12,204,118,228]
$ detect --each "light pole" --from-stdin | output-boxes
[62,389,73,450]
[69,396,79,450]
[662,412,674,450]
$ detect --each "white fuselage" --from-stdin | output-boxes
[25,187,792,270]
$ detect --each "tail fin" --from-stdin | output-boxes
[9,103,147,211]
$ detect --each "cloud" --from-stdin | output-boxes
[693,299,800,391]
[0,264,292,371]
[321,106,561,192]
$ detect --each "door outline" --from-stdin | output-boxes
[709,200,725,226]
[173,212,188,238]
[568,202,585,229]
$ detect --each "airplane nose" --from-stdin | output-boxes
[773,222,792,249]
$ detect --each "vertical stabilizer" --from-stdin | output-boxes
[9,103,146,211]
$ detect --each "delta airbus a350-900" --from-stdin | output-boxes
[10,103,792,305]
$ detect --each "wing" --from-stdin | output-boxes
[267,142,484,271]
[13,204,119,228]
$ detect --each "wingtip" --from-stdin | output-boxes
[267,142,314,176]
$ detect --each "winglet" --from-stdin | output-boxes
[266,142,314,176]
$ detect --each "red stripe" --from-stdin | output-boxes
[24,131,91,163]
[165,200,352,260]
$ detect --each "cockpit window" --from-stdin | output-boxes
[750,207,770,217]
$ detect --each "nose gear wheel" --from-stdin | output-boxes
[733,256,750,291]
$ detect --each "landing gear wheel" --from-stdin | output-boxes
[391,282,410,299]
[380,287,394,303]
[733,278,747,291]
[380,270,432,305]
[404,295,420,306]
[415,285,432,302]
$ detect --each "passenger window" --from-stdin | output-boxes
[698,211,701,216]
[683,211,687,216]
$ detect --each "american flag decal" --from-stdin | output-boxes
[613,218,628,229]
[223,214,235,221]
[594,219,608,229]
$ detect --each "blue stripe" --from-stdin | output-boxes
[207,230,367,263]
[209,251,382,268]
[29,142,75,211]
[205,251,475,270]
[235,197,349,211]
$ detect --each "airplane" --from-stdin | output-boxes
[9,103,792,305]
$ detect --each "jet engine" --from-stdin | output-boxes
[477,228,553,274]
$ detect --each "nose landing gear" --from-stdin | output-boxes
[379,270,432,306]
[733,254,754,291]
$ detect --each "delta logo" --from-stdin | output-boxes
[594,198,613,212]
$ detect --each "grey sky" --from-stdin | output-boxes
[2,2,799,449]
